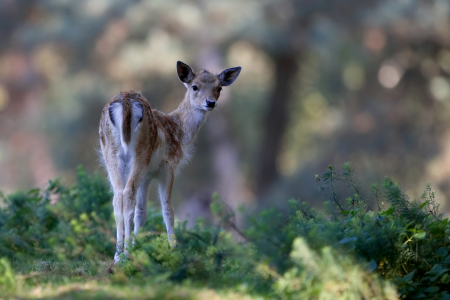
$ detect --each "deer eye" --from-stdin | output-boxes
[218,87,222,92]
[192,85,198,91]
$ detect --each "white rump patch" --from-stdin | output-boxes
[130,100,143,131]
[109,102,127,152]
[109,100,144,154]
[109,102,123,127]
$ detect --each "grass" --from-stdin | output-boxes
[1,164,450,299]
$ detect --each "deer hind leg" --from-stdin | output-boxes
[123,165,148,255]
[157,165,176,247]
[102,153,125,265]
[133,177,150,239]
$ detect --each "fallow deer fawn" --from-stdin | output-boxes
[99,61,241,263]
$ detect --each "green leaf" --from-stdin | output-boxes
[428,264,443,275]
[443,255,450,264]
[436,247,448,257]
[414,231,426,239]
[427,264,450,281]
[380,207,395,216]
[419,201,429,209]
[423,286,439,293]
[368,260,377,272]
[402,270,415,282]
[27,188,41,196]
[349,207,363,217]
[441,274,450,284]
[440,294,450,300]
[339,237,357,244]
[342,162,350,170]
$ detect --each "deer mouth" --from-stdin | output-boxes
[203,100,216,111]
[202,105,215,111]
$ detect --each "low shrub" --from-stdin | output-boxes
[0,163,449,299]
[0,166,114,261]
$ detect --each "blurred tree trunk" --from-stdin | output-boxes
[255,53,299,199]
[200,48,249,209]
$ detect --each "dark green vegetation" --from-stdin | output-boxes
[1,165,450,299]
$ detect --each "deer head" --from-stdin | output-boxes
[176,61,241,111]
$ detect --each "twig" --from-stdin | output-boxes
[329,167,344,212]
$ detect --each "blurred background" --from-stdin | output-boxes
[2,0,450,222]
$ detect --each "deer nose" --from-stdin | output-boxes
[206,99,216,108]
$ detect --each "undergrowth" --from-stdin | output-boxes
[0,164,449,299]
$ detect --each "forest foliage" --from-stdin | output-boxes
[1,164,450,299]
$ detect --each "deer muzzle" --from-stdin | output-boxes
[206,99,216,108]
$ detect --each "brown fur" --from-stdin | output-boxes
[99,62,241,263]
[153,110,184,162]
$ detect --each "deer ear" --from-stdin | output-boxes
[218,66,242,86]
[176,61,194,84]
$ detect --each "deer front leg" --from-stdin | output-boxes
[158,166,176,247]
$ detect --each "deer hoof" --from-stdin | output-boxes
[168,234,177,248]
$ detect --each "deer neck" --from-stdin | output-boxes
[171,94,209,146]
